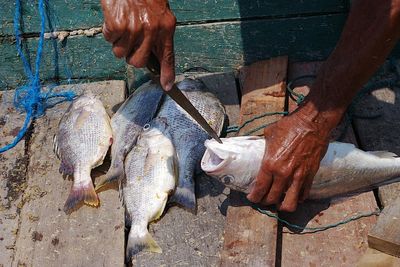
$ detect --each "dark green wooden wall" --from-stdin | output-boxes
[0,1,353,89]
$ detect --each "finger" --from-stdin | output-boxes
[127,33,154,67]
[280,176,304,212]
[102,22,122,43]
[159,40,175,91]
[300,174,314,201]
[112,34,135,59]
[262,174,287,206]
[247,168,273,203]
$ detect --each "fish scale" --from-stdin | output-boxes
[95,80,164,190]
[201,136,400,200]
[123,118,176,259]
[155,78,225,211]
[54,94,112,214]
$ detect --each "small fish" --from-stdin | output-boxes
[54,94,113,213]
[201,136,400,199]
[123,118,177,259]
[155,78,225,211]
[95,80,164,190]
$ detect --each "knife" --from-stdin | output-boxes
[146,53,223,144]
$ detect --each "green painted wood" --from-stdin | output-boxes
[0,35,126,89]
[0,1,103,36]
[1,0,348,35]
[171,0,348,23]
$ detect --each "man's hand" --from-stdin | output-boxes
[101,0,176,91]
[247,109,330,212]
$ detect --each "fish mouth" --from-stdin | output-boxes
[200,146,229,174]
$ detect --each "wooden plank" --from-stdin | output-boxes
[0,1,348,35]
[12,81,126,267]
[352,81,400,207]
[368,196,400,257]
[281,61,379,267]
[0,91,29,267]
[132,73,239,266]
[1,1,103,36]
[357,248,400,266]
[0,34,126,89]
[219,57,288,266]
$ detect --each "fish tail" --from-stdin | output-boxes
[169,186,197,213]
[64,182,99,214]
[126,227,161,261]
[95,165,123,191]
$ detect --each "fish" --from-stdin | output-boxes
[155,78,225,211]
[201,136,400,199]
[123,118,177,259]
[95,80,164,190]
[53,94,113,214]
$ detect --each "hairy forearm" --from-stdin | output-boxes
[296,0,400,135]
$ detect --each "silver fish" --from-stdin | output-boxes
[54,94,113,213]
[123,118,177,259]
[96,80,164,190]
[201,136,400,199]
[155,78,225,211]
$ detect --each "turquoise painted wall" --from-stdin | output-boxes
[0,1,352,89]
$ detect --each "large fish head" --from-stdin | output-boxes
[177,78,207,91]
[201,136,265,193]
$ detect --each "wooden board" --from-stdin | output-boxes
[368,196,400,257]
[0,35,126,89]
[352,82,400,207]
[132,73,240,266]
[0,1,348,35]
[280,61,379,267]
[357,248,400,266]
[0,91,29,267]
[219,57,288,266]
[12,81,126,267]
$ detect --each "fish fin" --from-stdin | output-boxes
[168,186,197,213]
[59,161,73,176]
[152,193,168,222]
[53,134,60,159]
[64,183,99,214]
[126,228,162,261]
[367,151,399,158]
[95,166,123,191]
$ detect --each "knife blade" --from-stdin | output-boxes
[146,53,222,143]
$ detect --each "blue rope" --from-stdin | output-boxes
[0,0,76,153]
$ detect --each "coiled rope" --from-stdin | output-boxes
[0,0,76,153]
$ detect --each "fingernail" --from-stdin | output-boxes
[164,81,173,91]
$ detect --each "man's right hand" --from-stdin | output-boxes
[101,0,177,91]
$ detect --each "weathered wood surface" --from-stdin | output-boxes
[12,81,126,267]
[357,248,400,267]
[133,73,239,266]
[280,61,379,267]
[0,1,348,35]
[368,196,400,257]
[352,81,400,207]
[219,57,288,266]
[0,91,29,267]
[1,35,126,89]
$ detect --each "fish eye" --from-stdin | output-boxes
[223,175,234,185]
[143,123,150,131]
